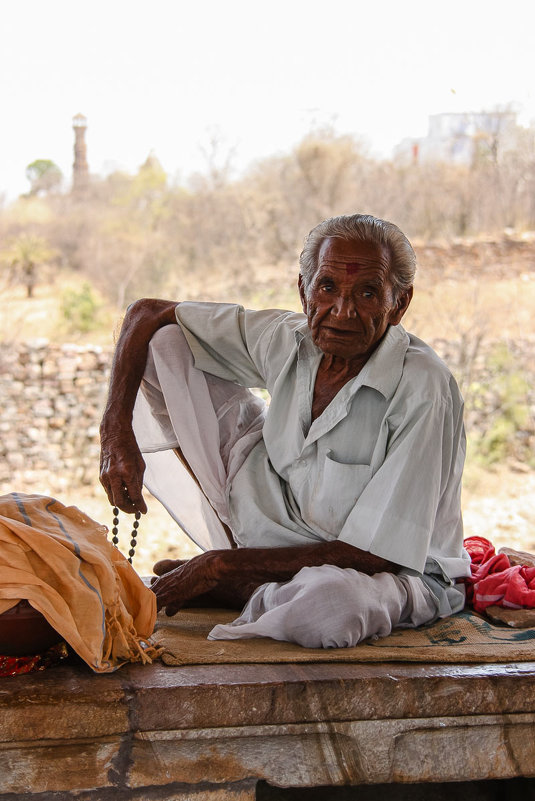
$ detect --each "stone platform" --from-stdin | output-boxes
[1,653,535,799]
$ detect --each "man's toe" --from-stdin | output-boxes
[153,558,186,575]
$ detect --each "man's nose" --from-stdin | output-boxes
[332,295,357,318]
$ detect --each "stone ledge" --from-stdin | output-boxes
[2,713,535,795]
[119,660,535,732]
[4,659,535,738]
[130,714,535,787]
[0,657,534,796]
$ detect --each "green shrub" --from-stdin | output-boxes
[60,283,101,333]
[466,343,532,467]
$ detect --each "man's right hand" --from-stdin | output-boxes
[99,428,148,514]
[98,298,179,514]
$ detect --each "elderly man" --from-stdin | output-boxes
[100,213,470,648]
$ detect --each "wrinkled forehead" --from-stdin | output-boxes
[316,236,391,276]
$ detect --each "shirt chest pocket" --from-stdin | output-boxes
[306,450,373,537]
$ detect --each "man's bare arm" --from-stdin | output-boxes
[151,540,400,615]
[99,298,178,513]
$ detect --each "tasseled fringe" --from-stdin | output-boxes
[101,604,163,670]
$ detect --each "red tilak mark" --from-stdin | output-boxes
[345,262,361,274]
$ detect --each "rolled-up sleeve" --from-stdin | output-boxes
[175,302,297,388]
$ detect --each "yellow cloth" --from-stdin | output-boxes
[0,493,157,672]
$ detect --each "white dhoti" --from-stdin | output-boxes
[133,324,439,646]
[209,566,437,648]
[133,324,266,551]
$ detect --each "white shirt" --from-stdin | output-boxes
[176,302,471,611]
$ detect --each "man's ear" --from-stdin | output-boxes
[390,286,413,326]
[298,274,307,313]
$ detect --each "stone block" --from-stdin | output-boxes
[6,453,24,469]
[127,662,535,734]
[33,401,54,418]
[129,728,322,788]
[124,719,535,788]
[0,739,120,794]
[42,360,58,378]
[127,713,535,789]
[0,698,128,743]
[391,719,535,783]
[26,364,41,380]
[0,667,127,742]
[79,353,99,371]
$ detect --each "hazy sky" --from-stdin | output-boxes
[1,0,534,201]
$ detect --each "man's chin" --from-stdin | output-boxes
[315,331,368,357]
[318,342,370,361]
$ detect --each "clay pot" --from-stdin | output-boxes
[0,600,63,656]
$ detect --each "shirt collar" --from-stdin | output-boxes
[359,324,410,400]
[295,321,410,401]
[294,318,311,345]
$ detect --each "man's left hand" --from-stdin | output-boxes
[151,551,227,615]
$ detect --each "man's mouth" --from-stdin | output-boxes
[323,326,361,335]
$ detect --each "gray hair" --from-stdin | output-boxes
[299,214,416,297]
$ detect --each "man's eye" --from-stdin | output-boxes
[362,290,375,299]
[320,284,335,293]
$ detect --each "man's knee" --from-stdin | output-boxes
[143,324,195,388]
[150,322,189,352]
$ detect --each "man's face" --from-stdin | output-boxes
[299,237,412,362]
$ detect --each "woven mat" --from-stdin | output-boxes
[152,607,535,665]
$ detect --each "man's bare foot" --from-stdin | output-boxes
[153,558,188,575]
[152,558,188,582]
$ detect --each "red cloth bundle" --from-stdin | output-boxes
[463,536,535,613]
[0,643,68,677]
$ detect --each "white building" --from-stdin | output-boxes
[395,111,518,165]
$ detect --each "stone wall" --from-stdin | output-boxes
[0,340,111,495]
[1,335,534,498]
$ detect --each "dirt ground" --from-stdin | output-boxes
[462,464,535,555]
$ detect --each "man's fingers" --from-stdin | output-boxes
[99,444,147,513]
[152,554,219,614]
[127,492,148,515]
[151,569,180,600]
[124,478,147,514]
[103,473,147,514]
[100,476,115,507]
[154,591,181,616]
[152,566,195,612]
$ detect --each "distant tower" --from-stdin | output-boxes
[72,113,89,192]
